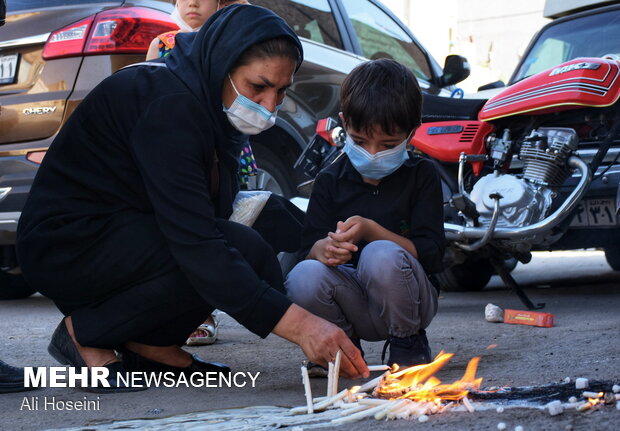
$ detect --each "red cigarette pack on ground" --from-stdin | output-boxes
[503,309,554,327]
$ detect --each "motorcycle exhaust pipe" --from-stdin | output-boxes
[444,156,592,241]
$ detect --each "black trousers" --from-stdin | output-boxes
[43,195,303,349]
[70,218,285,348]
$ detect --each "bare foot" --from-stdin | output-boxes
[65,316,119,367]
[124,342,192,368]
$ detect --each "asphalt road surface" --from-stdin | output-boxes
[1,250,619,431]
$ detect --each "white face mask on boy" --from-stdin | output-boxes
[342,134,410,180]
[223,75,281,135]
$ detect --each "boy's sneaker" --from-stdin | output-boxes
[382,329,431,368]
[306,337,365,378]
[306,361,329,378]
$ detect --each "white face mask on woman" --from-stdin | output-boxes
[223,75,281,135]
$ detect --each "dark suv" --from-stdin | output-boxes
[0,0,469,298]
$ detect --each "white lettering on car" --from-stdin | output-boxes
[22,106,58,115]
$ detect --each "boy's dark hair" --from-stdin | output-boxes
[340,58,422,137]
[233,36,302,71]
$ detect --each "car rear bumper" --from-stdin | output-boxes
[0,153,38,244]
[0,211,20,245]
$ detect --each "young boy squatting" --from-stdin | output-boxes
[285,59,445,373]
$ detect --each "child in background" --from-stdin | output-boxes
[146,0,217,59]
[285,59,445,375]
[146,1,249,60]
[147,0,252,347]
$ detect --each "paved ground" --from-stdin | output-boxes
[1,250,619,431]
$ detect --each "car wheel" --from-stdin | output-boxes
[604,247,620,271]
[435,258,494,292]
[0,271,35,300]
[249,144,296,198]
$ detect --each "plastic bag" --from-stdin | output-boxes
[229,191,272,227]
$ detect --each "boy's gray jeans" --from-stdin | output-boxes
[285,240,438,340]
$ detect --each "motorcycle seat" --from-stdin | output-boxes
[422,95,487,123]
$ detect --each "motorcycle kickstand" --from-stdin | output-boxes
[491,259,545,310]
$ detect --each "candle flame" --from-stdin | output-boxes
[374,351,482,403]
[587,392,604,406]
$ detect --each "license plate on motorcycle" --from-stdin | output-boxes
[570,198,618,227]
[0,54,19,85]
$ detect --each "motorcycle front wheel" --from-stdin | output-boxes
[436,258,495,292]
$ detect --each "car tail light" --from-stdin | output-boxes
[42,7,178,60]
[42,16,94,59]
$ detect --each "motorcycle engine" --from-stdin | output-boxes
[470,127,578,228]
[520,127,579,185]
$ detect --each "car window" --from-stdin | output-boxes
[7,0,114,12]
[513,9,620,82]
[251,0,343,50]
[339,0,431,81]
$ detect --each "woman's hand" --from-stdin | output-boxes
[308,237,357,266]
[272,304,369,379]
[328,215,378,245]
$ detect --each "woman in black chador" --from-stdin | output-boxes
[16,5,368,392]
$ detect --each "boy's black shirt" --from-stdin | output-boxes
[302,153,445,274]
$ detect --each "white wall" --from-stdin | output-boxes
[381,0,549,92]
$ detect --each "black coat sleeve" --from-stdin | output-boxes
[128,94,290,337]
[409,160,446,274]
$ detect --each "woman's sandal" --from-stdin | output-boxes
[185,314,219,346]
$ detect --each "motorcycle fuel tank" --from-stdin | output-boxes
[479,57,620,121]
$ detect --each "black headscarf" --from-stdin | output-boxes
[165,4,302,155]
[164,4,302,215]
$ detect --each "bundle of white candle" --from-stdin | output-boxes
[290,350,473,424]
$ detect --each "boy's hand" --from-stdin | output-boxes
[309,237,357,266]
[329,216,378,244]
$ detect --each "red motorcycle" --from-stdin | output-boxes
[296,57,620,309]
